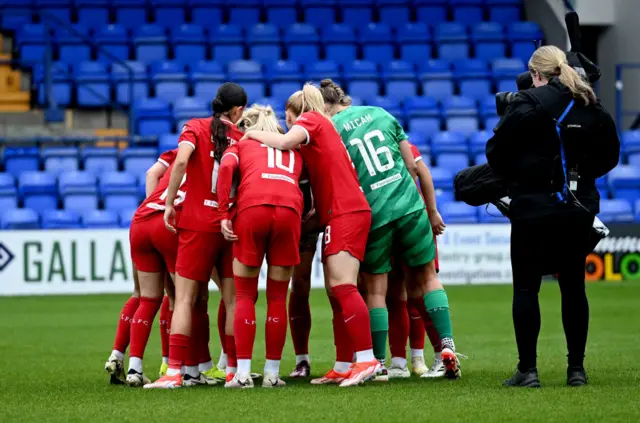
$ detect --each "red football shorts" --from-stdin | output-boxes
[175,229,233,282]
[129,214,178,274]
[234,205,302,268]
[322,210,372,263]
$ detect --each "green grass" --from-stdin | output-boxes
[1,283,639,423]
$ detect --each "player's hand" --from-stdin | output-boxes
[429,210,446,236]
[164,205,177,234]
[221,219,238,242]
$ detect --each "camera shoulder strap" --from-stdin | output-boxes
[554,99,576,203]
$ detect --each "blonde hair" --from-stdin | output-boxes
[319,79,352,115]
[237,104,283,134]
[528,45,596,105]
[285,83,327,117]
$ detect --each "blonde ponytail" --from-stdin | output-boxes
[285,83,328,118]
[528,45,596,105]
[238,104,282,134]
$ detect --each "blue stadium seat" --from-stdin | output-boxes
[304,1,337,27]
[34,62,72,107]
[397,23,433,64]
[112,61,149,105]
[430,167,455,194]
[19,171,58,212]
[82,210,120,228]
[484,116,500,131]
[492,57,525,80]
[2,15,33,32]
[114,0,148,29]
[479,203,510,223]
[488,0,522,25]
[404,96,440,118]
[479,95,498,119]
[470,130,492,154]
[507,22,542,41]
[441,201,478,223]
[1,208,40,230]
[59,171,99,212]
[512,42,536,64]
[134,24,169,63]
[151,61,188,104]
[188,0,223,27]
[408,118,441,139]
[622,130,640,151]
[0,173,18,211]
[247,24,282,64]
[324,24,357,63]
[599,199,634,223]
[121,148,158,175]
[17,24,48,63]
[305,60,340,81]
[83,147,119,175]
[344,61,379,104]
[158,133,180,152]
[174,97,209,128]
[151,0,187,28]
[42,147,79,175]
[134,98,173,136]
[415,0,447,25]
[360,23,394,64]
[42,210,82,229]
[460,80,491,101]
[609,166,640,204]
[76,0,110,29]
[3,148,40,178]
[56,25,92,65]
[451,0,484,25]
[229,0,261,27]
[100,172,139,212]
[265,0,298,27]
[370,97,401,118]
[431,131,468,154]
[210,25,245,65]
[340,0,373,30]
[227,60,265,100]
[447,117,479,136]
[597,176,609,200]
[190,61,225,102]
[377,0,411,28]
[472,22,506,61]
[454,59,491,100]
[172,24,207,64]
[36,0,72,25]
[286,24,321,65]
[268,60,301,82]
[442,96,478,117]
[496,79,517,92]
[76,61,111,107]
[383,61,417,103]
[435,23,469,61]
[120,208,137,228]
[419,60,454,101]
[407,131,429,149]
[474,153,488,165]
[96,24,131,62]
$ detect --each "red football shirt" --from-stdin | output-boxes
[133,149,188,223]
[177,117,243,232]
[293,111,370,226]
[217,139,304,220]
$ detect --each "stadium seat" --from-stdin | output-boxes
[441,201,478,223]
[19,171,58,212]
[479,203,510,223]
[597,176,609,200]
[120,208,137,228]
[1,208,40,230]
[340,0,373,30]
[608,166,640,204]
[42,147,79,175]
[134,24,169,63]
[0,173,18,211]
[100,172,139,212]
[17,24,48,64]
[2,15,32,33]
[484,116,500,131]
[227,60,265,100]
[189,0,224,27]
[59,171,99,212]
[599,199,634,223]
[151,0,187,28]
[82,210,120,228]
[397,23,433,64]
[56,25,92,65]
[479,95,498,119]
[451,0,484,25]
[419,61,454,101]
[158,133,180,153]
[324,24,357,63]
[83,147,119,175]
[409,118,441,139]
[36,0,72,25]
[487,0,522,24]
[371,97,402,119]
[447,117,479,136]
[265,0,298,27]
[383,61,417,102]
[470,130,492,154]
[96,24,131,62]
[415,0,447,25]
[77,0,110,29]
[474,153,488,165]
[151,61,188,104]
[134,98,173,136]
[41,210,82,229]
[114,0,148,29]
[76,61,111,107]
[431,131,468,154]
[229,0,261,27]
[304,1,337,28]
[247,24,282,64]
[430,167,455,194]
[172,24,207,64]
[305,60,340,82]
[286,24,321,65]
[404,96,440,118]
[344,61,379,104]
[360,23,394,64]
[121,148,159,175]
[436,153,470,172]
[210,25,245,65]
[189,61,224,103]
[3,148,40,178]
[435,23,469,61]
[34,62,72,107]
[174,97,209,128]
[472,22,507,61]
[442,96,478,117]
[377,0,411,28]
[112,61,149,105]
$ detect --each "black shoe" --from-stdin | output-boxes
[289,360,311,378]
[567,366,588,387]
[503,368,541,388]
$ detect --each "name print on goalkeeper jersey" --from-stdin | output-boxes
[332,106,425,230]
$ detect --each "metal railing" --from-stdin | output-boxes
[0,9,137,135]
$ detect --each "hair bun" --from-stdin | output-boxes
[212,97,225,113]
[320,79,335,88]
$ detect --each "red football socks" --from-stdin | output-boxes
[159,296,172,358]
[225,334,237,369]
[129,296,163,359]
[265,278,288,361]
[408,297,426,350]
[288,292,311,356]
[234,275,259,360]
[168,333,190,370]
[196,301,211,364]
[329,296,354,363]
[113,296,140,353]
[217,299,226,352]
[388,298,409,359]
[331,284,373,353]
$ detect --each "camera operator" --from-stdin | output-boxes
[486,45,620,388]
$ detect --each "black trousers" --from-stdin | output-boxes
[510,211,594,371]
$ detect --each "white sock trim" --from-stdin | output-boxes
[391,357,407,368]
[226,366,237,376]
[334,362,351,374]
[129,357,143,373]
[237,359,251,375]
[295,354,310,365]
[185,366,199,378]
[217,353,228,369]
[356,349,374,363]
[166,367,180,377]
[111,350,124,361]
[199,360,213,372]
[162,357,168,364]
[411,349,424,359]
[264,359,280,375]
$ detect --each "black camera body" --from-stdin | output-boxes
[494,12,601,117]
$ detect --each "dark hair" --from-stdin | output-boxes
[319,79,352,108]
[211,82,247,161]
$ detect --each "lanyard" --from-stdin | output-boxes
[555,99,575,202]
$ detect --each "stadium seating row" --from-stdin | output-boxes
[2,0,524,30]
[17,22,541,65]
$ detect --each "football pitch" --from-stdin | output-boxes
[1,282,639,423]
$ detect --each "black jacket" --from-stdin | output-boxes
[486,78,620,221]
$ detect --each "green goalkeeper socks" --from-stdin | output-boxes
[369,308,389,362]
[424,289,453,340]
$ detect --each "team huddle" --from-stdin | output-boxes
[104,79,460,389]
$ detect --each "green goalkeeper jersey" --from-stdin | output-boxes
[332,106,425,230]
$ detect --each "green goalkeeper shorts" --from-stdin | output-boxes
[361,208,436,274]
